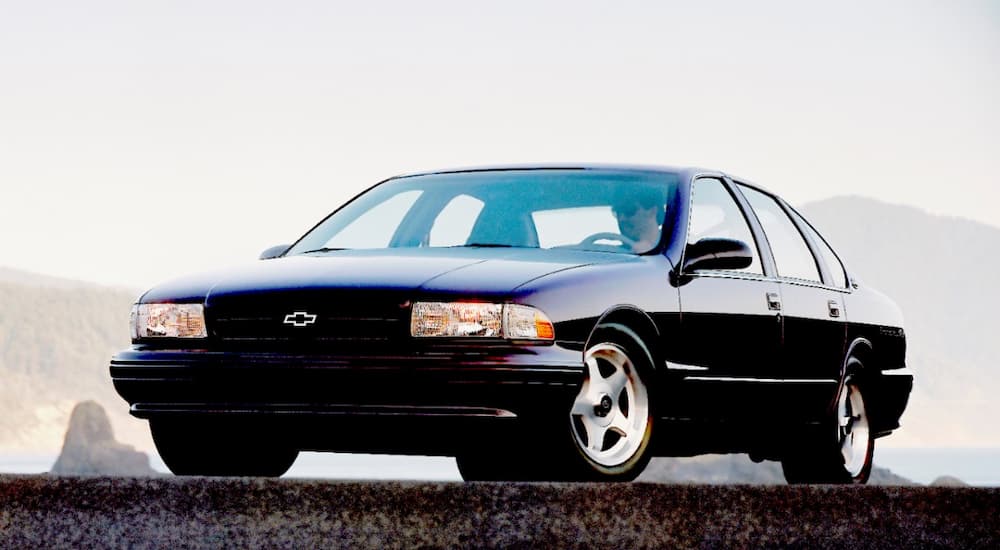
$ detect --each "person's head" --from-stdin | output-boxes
[611,186,665,249]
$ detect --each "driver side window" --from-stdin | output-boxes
[688,178,763,275]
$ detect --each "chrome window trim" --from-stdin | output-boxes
[690,270,853,294]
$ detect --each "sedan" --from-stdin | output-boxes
[111,165,912,483]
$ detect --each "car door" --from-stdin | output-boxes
[736,183,846,420]
[670,177,783,419]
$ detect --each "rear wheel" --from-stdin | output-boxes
[150,418,298,477]
[782,367,874,484]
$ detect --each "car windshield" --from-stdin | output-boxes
[287,169,681,256]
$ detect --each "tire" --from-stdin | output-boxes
[456,451,530,482]
[456,427,560,481]
[564,323,656,481]
[781,363,874,484]
[150,418,298,477]
[455,453,498,482]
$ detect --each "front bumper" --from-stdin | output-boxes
[110,345,584,453]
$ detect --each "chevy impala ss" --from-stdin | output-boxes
[111,165,912,482]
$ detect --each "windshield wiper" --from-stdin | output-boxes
[450,243,516,248]
[300,247,350,254]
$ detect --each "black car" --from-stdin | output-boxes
[111,165,912,483]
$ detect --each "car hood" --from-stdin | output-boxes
[140,248,637,303]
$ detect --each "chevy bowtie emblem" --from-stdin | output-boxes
[283,311,317,327]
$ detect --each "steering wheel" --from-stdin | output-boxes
[578,232,637,250]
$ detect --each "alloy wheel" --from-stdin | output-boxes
[570,342,650,467]
[838,380,871,478]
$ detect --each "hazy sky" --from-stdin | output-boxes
[2,0,997,289]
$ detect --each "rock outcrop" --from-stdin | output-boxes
[930,475,969,487]
[50,401,155,476]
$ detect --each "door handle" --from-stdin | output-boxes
[828,300,841,318]
[766,292,781,311]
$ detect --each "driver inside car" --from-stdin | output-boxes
[611,186,666,252]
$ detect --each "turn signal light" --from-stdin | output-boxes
[535,314,555,340]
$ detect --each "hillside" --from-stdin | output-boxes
[800,197,1000,446]
[0,273,147,452]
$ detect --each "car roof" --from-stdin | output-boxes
[387,163,778,197]
[391,163,706,179]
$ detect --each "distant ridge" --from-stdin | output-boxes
[638,454,914,485]
[0,266,139,293]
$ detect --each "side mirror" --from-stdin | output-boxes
[259,244,291,260]
[683,238,753,272]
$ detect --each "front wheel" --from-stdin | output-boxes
[454,323,656,482]
[150,418,299,477]
[566,324,655,481]
[781,374,874,484]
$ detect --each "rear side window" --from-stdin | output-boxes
[687,178,763,275]
[738,185,821,283]
[787,207,849,289]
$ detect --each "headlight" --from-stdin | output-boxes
[130,303,207,339]
[410,302,554,341]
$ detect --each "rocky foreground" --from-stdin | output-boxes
[1,476,997,548]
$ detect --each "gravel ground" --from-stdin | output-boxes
[1,475,997,549]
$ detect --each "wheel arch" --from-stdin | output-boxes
[829,337,873,415]
[587,305,662,375]
[844,337,874,374]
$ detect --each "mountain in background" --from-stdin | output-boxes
[800,196,1000,447]
[0,195,997,453]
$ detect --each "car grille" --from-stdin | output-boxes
[207,291,409,351]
